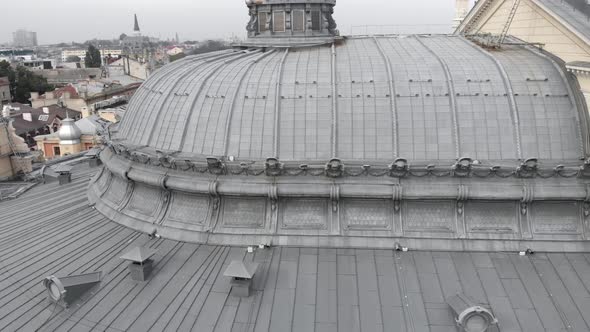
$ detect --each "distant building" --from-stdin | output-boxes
[121,14,157,60]
[165,46,184,56]
[35,115,104,159]
[31,82,141,116]
[0,77,10,105]
[0,49,35,63]
[61,48,123,63]
[31,86,87,113]
[12,29,38,47]
[6,102,81,147]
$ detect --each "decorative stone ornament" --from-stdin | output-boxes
[452,157,473,177]
[206,157,226,175]
[325,158,344,178]
[264,157,284,176]
[516,158,538,178]
[389,158,409,177]
[579,158,590,178]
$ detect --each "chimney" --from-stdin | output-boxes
[43,107,49,114]
[30,92,39,100]
[120,246,158,282]
[224,260,259,297]
[23,113,32,122]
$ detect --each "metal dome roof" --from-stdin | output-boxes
[116,35,585,163]
[58,117,82,144]
[91,35,590,251]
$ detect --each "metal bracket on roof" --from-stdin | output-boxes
[389,158,409,178]
[457,185,469,215]
[330,184,340,212]
[520,185,534,216]
[584,185,590,218]
[578,158,590,178]
[392,185,403,212]
[268,183,278,211]
[325,159,344,178]
[209,181,220,210]
[159,175,170,203]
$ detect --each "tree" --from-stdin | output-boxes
[85,44,102,68]
[65,55,81,63]
[0,60,54,104]
[189,40,230,55]
[119,33,128,41]
[169,53,186,62]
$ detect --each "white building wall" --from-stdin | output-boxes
[469,0,590,62]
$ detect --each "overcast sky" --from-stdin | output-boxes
[0,0,468,45]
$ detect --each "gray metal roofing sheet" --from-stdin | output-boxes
[116,35,585,163]
[535,0,590,43]
[1,166,590,331]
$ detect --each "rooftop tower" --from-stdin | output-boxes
[241,0,340,47]
[133,14,141,36]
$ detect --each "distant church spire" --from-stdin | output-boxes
[133,14,141,32]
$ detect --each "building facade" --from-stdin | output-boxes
[0,106,33,180]
[61,48,123,63]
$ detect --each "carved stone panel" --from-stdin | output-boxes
[281,199,329,229]
[465,201,518,233]
[403,201,455,233]
[342,199,392,230]
[221,197,266,228]
[165,193,209,225]
[531,202,581,235]
[104,176,129,207]
[125,184,162,220]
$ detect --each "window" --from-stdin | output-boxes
[311,11,321,31]
[53,146,61,156]
[259,12,268,32]
[273,11,286,32]
[292,10,305,32]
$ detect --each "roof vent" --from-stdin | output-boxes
[42,271,102,308]
[120,246,157,282]
[86,148,102,167]
[224,260,259,297]
[41,164,74,185]
[446,293,498,332]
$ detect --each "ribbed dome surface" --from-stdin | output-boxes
[117,35,584,162]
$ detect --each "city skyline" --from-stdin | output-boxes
[0,0,461,45]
